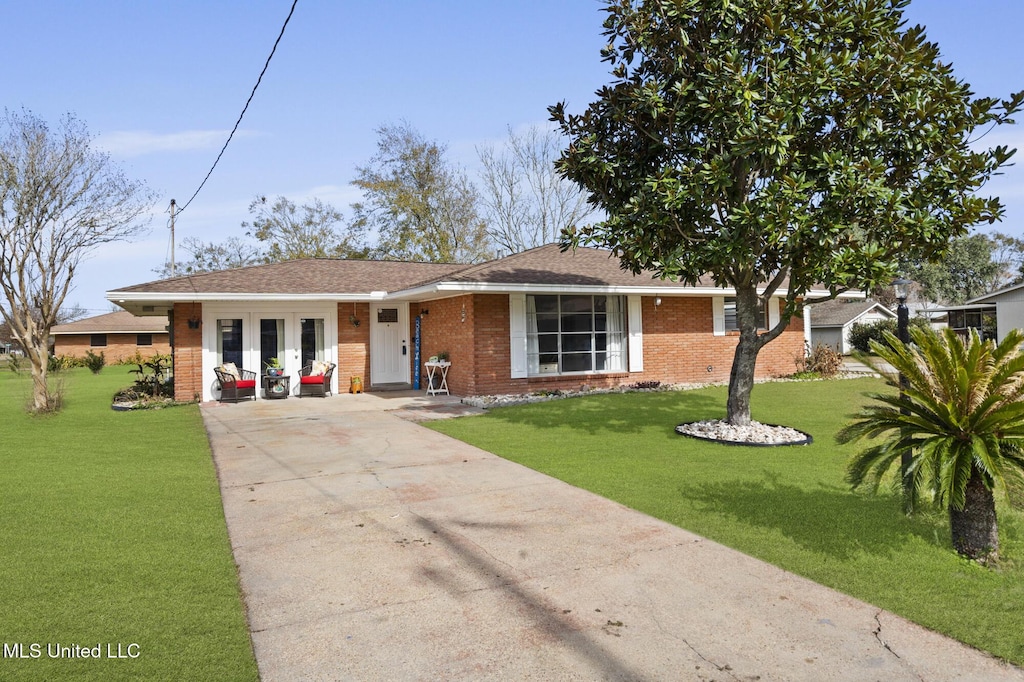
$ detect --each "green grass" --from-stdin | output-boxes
[429,378,1024,665]
[0,368,257,681]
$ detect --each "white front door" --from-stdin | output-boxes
[370,303,408,384]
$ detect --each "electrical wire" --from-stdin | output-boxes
[177,0,298,214]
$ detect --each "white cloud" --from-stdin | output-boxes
[96,129,260,157]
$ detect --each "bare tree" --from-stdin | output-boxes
[0,109,155,411]
[477,125,594,254]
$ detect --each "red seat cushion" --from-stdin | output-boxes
[235,380,256,389]
[300,375,324,385]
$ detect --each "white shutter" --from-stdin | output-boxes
[768,297,781,329]
[712,296,725,336]
[627,295,644,372]
[509,294,528,378]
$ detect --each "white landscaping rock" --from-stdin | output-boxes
[676,419,810,445]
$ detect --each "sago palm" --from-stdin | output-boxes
[838,326,1024,563]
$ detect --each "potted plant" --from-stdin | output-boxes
[438,350,450,362]
[265,357,284,376]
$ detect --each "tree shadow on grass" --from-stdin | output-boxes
[479,390,726,436]
[680,471,947,561]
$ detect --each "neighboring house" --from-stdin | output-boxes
[808,299,896,354]
[108,244,852,402]
[50,311,171,363]
[946,282,1024,341]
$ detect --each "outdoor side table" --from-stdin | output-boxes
[424,361,451,396]
[262,375,291,399]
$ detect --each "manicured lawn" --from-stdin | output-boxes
[0,368,257,681]
[429,377,1024,665]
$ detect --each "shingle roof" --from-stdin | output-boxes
[428,244,713,288]
[51,311,169,335]
[809,299,894,327]
[109,259,466,296]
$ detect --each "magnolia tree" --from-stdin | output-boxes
[0,110,154,411]
[551,0,1023,425]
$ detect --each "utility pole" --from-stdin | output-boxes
[169,199,176,278]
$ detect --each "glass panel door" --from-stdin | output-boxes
[299,318,325,369]
[260,318,285,373]
[217,319,243,368]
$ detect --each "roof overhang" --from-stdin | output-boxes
[107,290,390,316]
[389,281,864,300]
[927,303,997,313]
[108,283,864,313]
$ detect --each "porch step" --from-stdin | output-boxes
[370,382,414,392]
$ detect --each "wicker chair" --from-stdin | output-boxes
[298,362,335,398]
[214,365,257,402]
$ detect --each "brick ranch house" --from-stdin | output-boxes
[50,310,171,363]
[107,244,840,403]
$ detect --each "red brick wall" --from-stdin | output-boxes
[632,297,803,385]
[338,302,371,391]
[54,334,170,364]
[172,303,203,402]
[417,295,477,394]
[416,294,805,396]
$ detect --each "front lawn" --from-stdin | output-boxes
[0,367,257,681]
[429,377,1024,665]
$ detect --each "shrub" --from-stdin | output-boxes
[83,349,106,374]
[47,354,81,373]
[848,317,929,353]
[129,353,173,398]
[796,343,844,378]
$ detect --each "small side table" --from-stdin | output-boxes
[263,375,291,399]
[424,361,451,396]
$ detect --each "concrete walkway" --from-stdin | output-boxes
[202,393,1023,681]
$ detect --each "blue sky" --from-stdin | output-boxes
[2,1,1023,314]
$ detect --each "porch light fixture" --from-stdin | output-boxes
[893,277,911,304]
[654,297,662,307]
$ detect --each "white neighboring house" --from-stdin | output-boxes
[951,282,1024,341]
[809,299,896,354]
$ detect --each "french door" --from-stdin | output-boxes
[256,314,326,377]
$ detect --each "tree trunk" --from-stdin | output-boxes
[28,344,52,412]
[949,464,999,562]
[725,286,764,426]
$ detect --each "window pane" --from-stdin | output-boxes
[724,298,738,330]
[562,353,593,372]
[300,318,325,367]
[218,319,243,368]
[533,295,559,313]
[561,295,593,313]
[90,334,107,347]
[562,334,593,352]
[538,334,559,354]
[561,314,593,333]
[595,352,608,371]
[536,313,559,333]
[137,334,152,346]
[260,318,284,371]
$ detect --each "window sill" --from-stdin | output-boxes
[526,371,630,380]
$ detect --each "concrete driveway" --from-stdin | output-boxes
[201,393,1023,681]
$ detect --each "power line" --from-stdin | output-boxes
[177,0,299,214]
